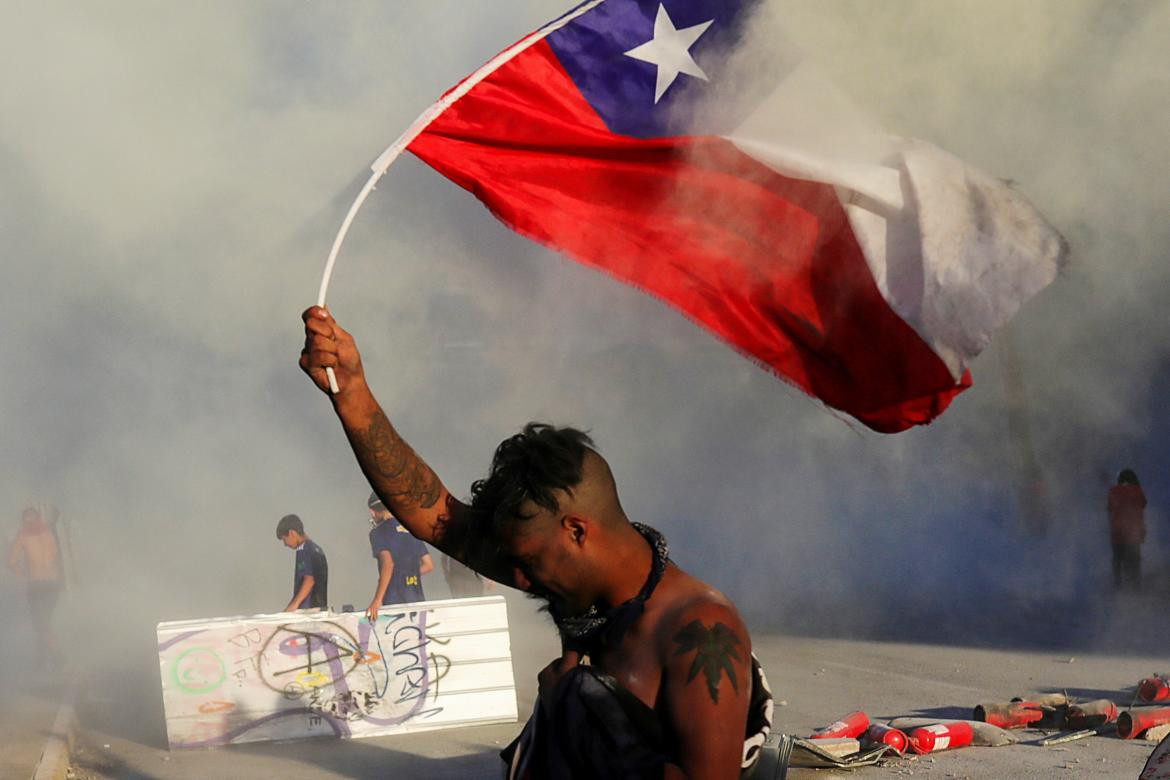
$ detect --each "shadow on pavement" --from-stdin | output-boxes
[77,658,170,750]
[905,705,972,720]
[236,736,507,779]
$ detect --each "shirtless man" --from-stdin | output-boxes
[7,507,64,663]
[300,307,770,779]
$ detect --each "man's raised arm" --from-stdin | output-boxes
[299,307,511,585]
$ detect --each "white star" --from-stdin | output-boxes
[624,4,714,104]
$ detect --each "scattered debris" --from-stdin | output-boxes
[788,738,893,769]
[1147,724,1170,744]
[1038,728,1098,746]
[805,737,861,758]
[784,681,1170,773]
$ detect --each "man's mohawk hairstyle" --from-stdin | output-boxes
[469,423,594,526]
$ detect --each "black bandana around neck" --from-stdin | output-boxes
[553,522,670,655]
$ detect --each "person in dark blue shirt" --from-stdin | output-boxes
[276,514,328,611]
[365,493,432,622]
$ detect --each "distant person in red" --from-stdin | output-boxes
[1108,469,1147,590]
[7,506,63,665]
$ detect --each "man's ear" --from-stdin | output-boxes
[562,514,589,546]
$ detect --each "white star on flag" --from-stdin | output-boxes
[624,4,714,104]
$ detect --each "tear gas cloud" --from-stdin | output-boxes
[1,0,1168,690]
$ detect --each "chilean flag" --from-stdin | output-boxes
[383,0,1066,432]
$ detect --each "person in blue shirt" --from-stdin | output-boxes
[365,492,433,622]
[275,514,328,611]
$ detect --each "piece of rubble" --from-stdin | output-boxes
[1038,728,1098,746]
[806,737,860,758]
[1146,723,1170,743]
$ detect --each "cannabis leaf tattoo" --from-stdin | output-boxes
[672,620,742,704]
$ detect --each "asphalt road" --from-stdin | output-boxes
[0,579,69,780]
[67,594,1167,779]
[1,685,64,780]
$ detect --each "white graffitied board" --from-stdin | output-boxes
[157,596,517,749]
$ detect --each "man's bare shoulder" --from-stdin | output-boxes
[655,564,753,755]
[652,565,750,655]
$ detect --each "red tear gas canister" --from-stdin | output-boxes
[1139,676,1170,703]
[973,701,1044,729]
[908,722,975,754]
[1065,699,1118,729]
[1119,707,1170,739]
[810,711,870,739]
[864,723,909,753]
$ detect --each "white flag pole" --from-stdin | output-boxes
[314,0,604,394]
[314,136,414,393]
[316,168,388,394]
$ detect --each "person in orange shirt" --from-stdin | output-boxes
[1107,469,1147,590]
[7,506,64,665]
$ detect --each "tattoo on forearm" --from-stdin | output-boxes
[672,620,742,704]
[354,409,442,509]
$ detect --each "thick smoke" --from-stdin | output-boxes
[1,0,1167,719]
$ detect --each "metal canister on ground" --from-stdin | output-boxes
[863,723,908,753]
[973,701,1044,729]
[1139,676,1170,703]
[1119,707,1170,739]
[908,722,975,754]
[810,710,870,740]
[1064,699,1118,729]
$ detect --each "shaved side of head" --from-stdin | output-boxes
[560,449,625,528]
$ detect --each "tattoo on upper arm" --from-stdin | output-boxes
[355,409,442,509]
[672,620,743,704]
